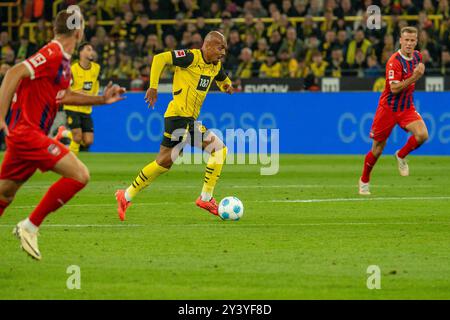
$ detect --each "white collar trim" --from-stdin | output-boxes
[52,40,72,60]
[398,50,413,61]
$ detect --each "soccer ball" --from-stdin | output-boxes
[218,197,244,221]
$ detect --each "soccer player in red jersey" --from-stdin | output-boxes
[0,10,125,260]
[359,26,428,195]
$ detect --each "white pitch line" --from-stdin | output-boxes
[6,196,450,210]
[263,196,450,203]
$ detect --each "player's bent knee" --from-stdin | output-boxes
[156,149,175,169]
[0,181,20,202]
[75,163,90,184]
[83,135,94,147]
[371,142,386,158]
[416,132,429,144]
[156,158,173,169]
[79,170,90,185]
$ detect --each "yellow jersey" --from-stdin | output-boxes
[150,49,232,119]
[64,62,100,114]
[310,61,329,78]
[372,77,386,92]
[259,62,281,78]
[280,59,299,78]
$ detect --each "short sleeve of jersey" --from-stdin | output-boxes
[171,49,194,68]
[23,46,60,80]
[387,58,402,84]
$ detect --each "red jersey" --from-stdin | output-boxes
[6,40,72,136]
[378,50,422,112]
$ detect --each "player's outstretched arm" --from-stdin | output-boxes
[0,63,31,135]
[58,81,126,106]
[391,63,425,94]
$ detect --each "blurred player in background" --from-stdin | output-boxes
[359,27,428,195]
[115,31,234,221]
[0,10,126,260]
[56,42,100,155]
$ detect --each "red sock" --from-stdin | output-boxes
[361,151,379,183]
[29,177,86,227]
[0,200,10,217]
[398,136,420,159]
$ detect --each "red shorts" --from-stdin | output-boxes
[0,130,69,181]
[370,106,423,142]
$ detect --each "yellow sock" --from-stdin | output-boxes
[125,161,169,201]
[202,146,227,199]
[69,140,80,155]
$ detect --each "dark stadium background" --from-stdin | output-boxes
[1,0,449,88]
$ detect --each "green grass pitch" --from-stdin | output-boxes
[0,153,449,299]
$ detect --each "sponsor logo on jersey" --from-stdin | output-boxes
[29,53,47,68]
[83,81,93,91]
[196,75,211,91]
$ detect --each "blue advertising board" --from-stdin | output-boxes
[91,92,450,155]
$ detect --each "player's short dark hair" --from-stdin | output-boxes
[54,10,84,36]
[401,26,418,36]
[78,42,91,54]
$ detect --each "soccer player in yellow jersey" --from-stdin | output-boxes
[56,43,100,155]
[115,31,234,220]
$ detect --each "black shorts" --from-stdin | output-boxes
[161,116,208,149]
[65,110,94,133]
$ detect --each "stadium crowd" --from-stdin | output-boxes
[1,0,450,90]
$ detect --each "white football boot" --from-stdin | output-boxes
[359,178,371,195]
[395,150,409,176]
[13,220,41,260]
